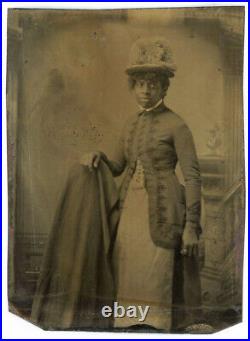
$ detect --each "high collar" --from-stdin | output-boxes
[137,100,167,116]
[138,99,163,112]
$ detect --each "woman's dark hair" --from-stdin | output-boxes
[128,71,170,93]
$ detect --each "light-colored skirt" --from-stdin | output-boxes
[112,160,174,331]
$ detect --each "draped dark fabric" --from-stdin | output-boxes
[31,161,120,330]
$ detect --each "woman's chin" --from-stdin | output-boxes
[139,101,153,108]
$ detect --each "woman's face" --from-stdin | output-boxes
[133,74,165,109]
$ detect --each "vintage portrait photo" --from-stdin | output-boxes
[6,5,245,335]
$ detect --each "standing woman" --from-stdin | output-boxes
[83,38,203,332]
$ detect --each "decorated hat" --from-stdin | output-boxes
[126,38,176,78]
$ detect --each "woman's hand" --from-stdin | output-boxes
[181,222,199,257]
[80,151,102,171]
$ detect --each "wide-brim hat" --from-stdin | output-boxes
[126,38,176,78]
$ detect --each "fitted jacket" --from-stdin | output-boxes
[105,102,201,249]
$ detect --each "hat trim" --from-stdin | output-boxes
[125,64,176,77]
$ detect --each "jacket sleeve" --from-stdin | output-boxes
[173,122,202,225]
[101,126,127,177]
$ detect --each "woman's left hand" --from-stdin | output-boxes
[181,222,199,257]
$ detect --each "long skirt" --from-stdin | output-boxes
[112,160,203,331]
[113,160,174,331]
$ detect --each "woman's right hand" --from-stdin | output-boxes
[80,151,103,171]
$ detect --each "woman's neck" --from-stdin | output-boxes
[139,98,163,112]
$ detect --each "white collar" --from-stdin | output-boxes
[138,99,163,112]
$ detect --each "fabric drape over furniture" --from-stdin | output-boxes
[31,161,119,330]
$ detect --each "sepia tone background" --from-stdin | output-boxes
[7,7,245,330]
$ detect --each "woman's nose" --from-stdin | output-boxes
[141,83,151,94]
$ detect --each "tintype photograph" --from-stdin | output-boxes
[6,6,245,334]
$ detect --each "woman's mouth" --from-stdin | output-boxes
[139,97,151,101]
